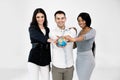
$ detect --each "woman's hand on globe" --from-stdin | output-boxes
[64,35,71,41]
[64,35,75,42]
[47,38,58,44]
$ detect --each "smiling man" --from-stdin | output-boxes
[49,10,76,80]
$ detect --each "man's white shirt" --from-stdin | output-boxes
[49,27,77,68]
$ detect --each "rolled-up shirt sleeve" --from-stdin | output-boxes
[83,29,96,40]
[69,28,77,38]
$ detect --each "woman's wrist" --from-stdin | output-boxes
[47,39,50,42]
[72,38,76,42]
[47,38,53,43]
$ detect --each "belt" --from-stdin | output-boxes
[32,43,49,49]
[32,43,42,48]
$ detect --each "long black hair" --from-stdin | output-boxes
[30,8,48,28]
[77,12,96,57]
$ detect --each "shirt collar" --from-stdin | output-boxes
[56,26,68,32]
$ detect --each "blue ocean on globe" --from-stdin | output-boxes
[57,37,67,47]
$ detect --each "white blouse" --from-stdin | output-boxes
[41,29,46,35]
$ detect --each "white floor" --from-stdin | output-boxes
[0,66,120,80]
[1,51,120,80]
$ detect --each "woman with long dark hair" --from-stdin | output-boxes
[65,12,96,80]
[28,8,51,80]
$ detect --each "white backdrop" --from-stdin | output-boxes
[0,0,120,80]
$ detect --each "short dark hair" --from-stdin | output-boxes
[77,12,91,27]
[30,8,48,27]
[54,10,66,17]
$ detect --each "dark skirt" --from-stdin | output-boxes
[28,46,51,66]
